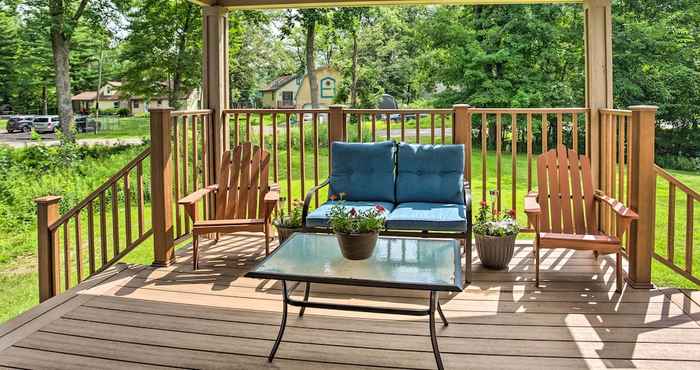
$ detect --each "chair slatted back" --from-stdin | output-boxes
[536,146,597,234]
[215,143,271,220]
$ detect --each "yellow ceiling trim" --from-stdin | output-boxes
[203,0,583,10]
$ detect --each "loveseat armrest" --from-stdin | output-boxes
[302,178,330,227]
[463,181,472,226]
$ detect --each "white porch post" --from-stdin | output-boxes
[583,0,613,187]
[202,5,230,188]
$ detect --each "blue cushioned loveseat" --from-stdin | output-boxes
[302,141,472,282]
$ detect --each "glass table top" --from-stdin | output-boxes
[246,233,462,291]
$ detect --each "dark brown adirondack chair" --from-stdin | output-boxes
[524,146,638,292]
[179,142,279,269]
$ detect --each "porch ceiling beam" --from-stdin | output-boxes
[197,0,582,10]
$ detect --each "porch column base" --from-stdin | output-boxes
[625,277,655,290]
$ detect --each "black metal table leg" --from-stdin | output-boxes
[429,291,445,370]
[299,282,311,317]
[268,280,289,362]
[436,292,448,327]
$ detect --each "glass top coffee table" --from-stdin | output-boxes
[246,233,463,370]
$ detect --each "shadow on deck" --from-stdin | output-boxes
[2,234,700,369]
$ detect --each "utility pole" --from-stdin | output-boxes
[95,45,104,132]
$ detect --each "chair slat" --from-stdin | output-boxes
[546,151,562,233]
[258,151,271,218]
[536,154,550,231]
[215,150,232,220]
[236,143,253,219]
[247,147,263,219]
[226,146,243,219]
[557,146,574,233]
[581,153,597,233]
[568,149,586,234]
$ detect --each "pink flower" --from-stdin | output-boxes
[329,194,337,201]
[507,209,516,218]
[349,208,357,216]
[375,204,386,213]
[480,200,488,208]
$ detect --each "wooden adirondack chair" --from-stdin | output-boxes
[524,146,638,292]
[179,143,279,270]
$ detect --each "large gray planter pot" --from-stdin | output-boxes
[335,232,379,260]
[475,234,517,270]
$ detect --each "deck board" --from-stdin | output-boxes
[1,234,699,369]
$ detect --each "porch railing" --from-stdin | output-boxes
[35,148,152,301]
[36,103,699,302]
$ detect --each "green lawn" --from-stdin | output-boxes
[77,116,150,139]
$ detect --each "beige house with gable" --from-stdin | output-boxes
[72,81,200,115]
[260,66,341,109]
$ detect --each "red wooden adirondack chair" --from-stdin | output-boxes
[179,143,279,269]
[524,146,638,292]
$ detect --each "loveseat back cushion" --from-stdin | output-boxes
[396,143,464,204]
[330,141,396,202]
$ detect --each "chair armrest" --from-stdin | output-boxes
[524,191,541,215]
[463,181,472,225]
[263,184,280,220]
[302,178,330,227]
[178,184,218,206]
[594,191,639,220]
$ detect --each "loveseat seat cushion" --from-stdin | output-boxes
[385,202,468,232]
[305,201,395,228]
[396,143,464,204]
[329,141,396,202]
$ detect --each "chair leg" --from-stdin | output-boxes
[534,240,540,288]
[214,232,219,244]
[594,250,599,259]
[264,223,270,256]
[615,251,622,293]
[192,234,199,270]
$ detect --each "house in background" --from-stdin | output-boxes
[72,81,200,115]
[260,66,341,109]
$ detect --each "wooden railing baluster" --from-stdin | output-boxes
[686,196,694,274]
[496,113,502,211]
[87,200,95,274]
[74,214,82,283]
[124,173,132,247]
[63,221,70,291]
[527,113,533,192]
[286,113,292,211]
[111,182,119,256]
[511,114,517,212]
[299,112,305,203]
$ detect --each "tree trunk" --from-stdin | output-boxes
[306,20,319,109]
[49,0,75,141]
[350,32,358,108]
[169,3,196,110]
[42,85,48,115]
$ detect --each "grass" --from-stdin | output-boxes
[76,116,150,140]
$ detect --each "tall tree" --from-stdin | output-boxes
[284,9,329,108]
[0,9,19,110]
[332,8,370,107]
[118,0,201,109]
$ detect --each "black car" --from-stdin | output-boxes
[75,115,98,132]
[6,116,34,133]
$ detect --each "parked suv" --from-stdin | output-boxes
[32,116,60,133]
[6,116,34,133]
[75,115,98,132]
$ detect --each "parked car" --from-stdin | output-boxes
[32,116,60,133]
[6,116,35,133]
[75,115,98,132]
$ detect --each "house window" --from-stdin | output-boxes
[320,77,336,99]
[281,91,293,103]
[133,101,139,109]
[113,101,120,109]
[157,100,163,105]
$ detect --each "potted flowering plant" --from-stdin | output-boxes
[474,190,519,270]
[272,198,303,243]
[327,193,386,260]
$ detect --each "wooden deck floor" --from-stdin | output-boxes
[2,234,700,369]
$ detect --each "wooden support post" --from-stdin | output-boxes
[453,104,472,185]
[626,105,657,289]
[584,0,613,188]
[202,5,230,190]
[150,108,175,267]
[328,105,346,172]
[36,196,62,302]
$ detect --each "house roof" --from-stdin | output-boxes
[71,91,122,101]
[261,75,299,92]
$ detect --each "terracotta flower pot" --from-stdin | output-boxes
[275,225,300,244]
[475,234,517,270]
[335,232,379,260]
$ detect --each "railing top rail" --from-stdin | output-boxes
[48,147,152,231]
[222,108,330,114]
[171,109,212,117]
[654,164,700,200]
[599,108,633,116]
[470,107,589,114]
[343,108,453,114]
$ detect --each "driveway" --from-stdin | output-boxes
[0,129,144,148]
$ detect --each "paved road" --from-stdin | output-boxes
[0,129,144,148]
